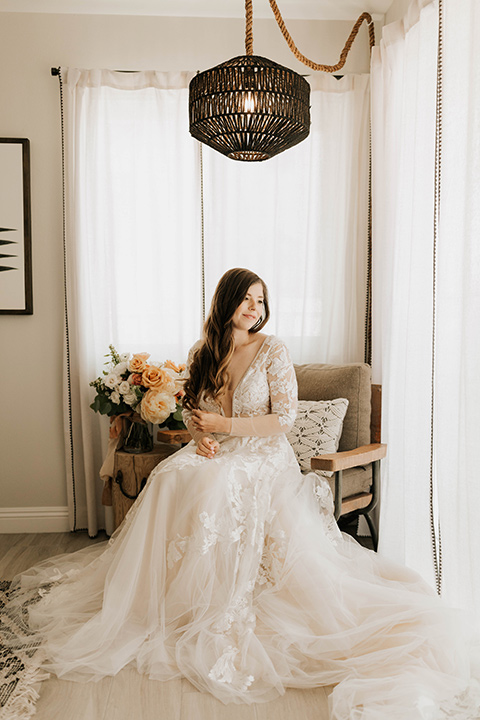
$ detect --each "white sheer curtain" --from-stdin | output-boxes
[371,0,438,586]
[62,70,200,534]
[434,0,480,620]
[203,73,370,364]
[62,69,370,534]
[372,0,480,624]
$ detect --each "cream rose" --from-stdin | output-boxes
[140,390,176,425]
[123,390,138,407]
[142,366,176,392]
[118,380,131,395]
[104,372,119,389]
[128,352,150,373]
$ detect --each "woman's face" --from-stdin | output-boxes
[231,282,264,332]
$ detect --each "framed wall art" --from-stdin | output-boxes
[0,138,32,314]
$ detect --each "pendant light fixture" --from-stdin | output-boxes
[189,0,375,162]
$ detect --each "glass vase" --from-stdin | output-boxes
[123,420,153,454]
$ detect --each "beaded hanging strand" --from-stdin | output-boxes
[430,0,444,596]
[200,140,206,325]
[51,67,79,532]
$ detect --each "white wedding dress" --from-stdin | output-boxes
[5,335,480,719]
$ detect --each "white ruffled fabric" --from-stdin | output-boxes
[4,336,480,718]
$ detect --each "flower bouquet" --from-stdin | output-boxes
[90,346,186,452]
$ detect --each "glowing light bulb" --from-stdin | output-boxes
[244,92,255,113]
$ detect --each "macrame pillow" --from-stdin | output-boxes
[287,399,349,477]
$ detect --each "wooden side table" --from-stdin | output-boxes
[112,443,178,530]
[157,429,191,445]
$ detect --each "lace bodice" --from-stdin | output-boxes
[182,335,298,442]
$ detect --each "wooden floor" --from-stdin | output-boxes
[0,532,333,720]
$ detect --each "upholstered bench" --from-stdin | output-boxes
[293,362,386,550]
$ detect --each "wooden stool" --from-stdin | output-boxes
[112,443,178,530]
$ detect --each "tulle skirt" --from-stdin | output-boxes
[4,435,480,719]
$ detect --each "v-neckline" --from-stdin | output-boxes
[220,335,270,417]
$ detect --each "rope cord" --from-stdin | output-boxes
[55,67,79,532]
[245,0,253,55]
[267,2,375,71]
[430,0,443,596]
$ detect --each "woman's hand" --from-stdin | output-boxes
[196,436,220,459]
[191,410,231,434]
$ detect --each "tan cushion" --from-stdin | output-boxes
[294,363,371,451]
[326,464,372,499]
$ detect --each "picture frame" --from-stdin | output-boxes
[0,138,32,314]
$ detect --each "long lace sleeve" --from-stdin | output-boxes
[229,340,297,437]
[181,342,215,445]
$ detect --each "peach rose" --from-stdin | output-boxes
[140,389,176,424]
[141,365,176,392]
[128,352,150,373]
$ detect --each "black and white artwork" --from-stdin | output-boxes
[0,138,32,314]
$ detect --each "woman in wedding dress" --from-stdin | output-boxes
[5,268,480,719]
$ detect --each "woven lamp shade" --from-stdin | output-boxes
[189,55,311,162]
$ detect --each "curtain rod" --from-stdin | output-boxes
[50,67,344,79]
[51,67,156,75]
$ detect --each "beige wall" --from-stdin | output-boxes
[385,0,411,25]
[0,11,378,519]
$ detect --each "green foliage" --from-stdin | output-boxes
[90,393,131,417]
[108,344,122,365]
[172,406,184,421]
[161,402,186,430]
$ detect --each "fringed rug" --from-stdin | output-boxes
[0,581,48,720]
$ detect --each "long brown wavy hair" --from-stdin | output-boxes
[183,268,270,410]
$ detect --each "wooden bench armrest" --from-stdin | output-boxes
[310,443,387,472]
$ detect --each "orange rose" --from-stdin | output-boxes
[140,390,176,424]
[142,365,175,392]
[129,352,150,373]
[129,373,143,386]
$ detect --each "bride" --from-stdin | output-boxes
[5,268,480,719]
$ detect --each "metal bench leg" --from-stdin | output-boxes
[363,512,378,551]
[334,469,343,521]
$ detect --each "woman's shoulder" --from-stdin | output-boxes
[263,334,287,348]
[262,335,292,358]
